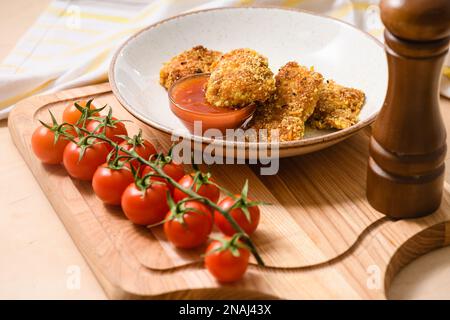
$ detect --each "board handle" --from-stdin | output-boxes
[367,0,450,218]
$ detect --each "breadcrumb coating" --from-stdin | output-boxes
[308,80,365,130]
[160,45,222,90]
[249,62,323,142]
[205,49,276,108]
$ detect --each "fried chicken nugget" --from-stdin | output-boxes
[249,62,323,141]
[205,49,276,108]
[160,45,222,90]
[308,80,365,130]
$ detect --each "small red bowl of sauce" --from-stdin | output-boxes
[168,73,256,135]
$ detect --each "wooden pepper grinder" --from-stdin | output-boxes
[367,0,450,219]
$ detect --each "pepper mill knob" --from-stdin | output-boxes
[381,0,450,41]
[366,0,450,219]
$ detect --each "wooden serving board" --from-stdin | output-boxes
[8,83,450,299]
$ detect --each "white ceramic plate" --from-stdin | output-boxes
[110,7,387,158]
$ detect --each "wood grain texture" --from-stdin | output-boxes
[8,83,450,299]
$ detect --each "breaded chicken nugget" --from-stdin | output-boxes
[249,102,307,142]
[308,80,365,130]
[160,45,222,90]
[276,62,324,123]
[249,62,323,141]
[205,49,276,108]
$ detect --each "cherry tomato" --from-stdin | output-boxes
[62,140,109,181]
[86,116,127,147]
[164,201,213,249]
[214,196,260,236]
[31,126,70,164]
[159,161,185,182]
[118,139,156,170]
[121,182,169,225]
[173,173,220,203]
[92,164,134,205]
[62,100,98,125]
[204,239,250,283]
[141,161,185,192]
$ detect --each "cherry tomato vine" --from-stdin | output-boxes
[32,100,265,274]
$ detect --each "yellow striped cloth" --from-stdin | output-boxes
[0,0,446,119]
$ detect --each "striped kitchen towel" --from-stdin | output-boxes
[0,0,446,119]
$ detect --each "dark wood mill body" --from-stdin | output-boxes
[367,0,450,219]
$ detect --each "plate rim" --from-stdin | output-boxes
[109,6,385,150]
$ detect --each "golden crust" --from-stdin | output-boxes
[308,80,365,130]
[205,49,276,108]
[248,62,323,142]
[159,45,222,90]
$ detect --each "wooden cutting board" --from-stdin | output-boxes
[8,83,450,299]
